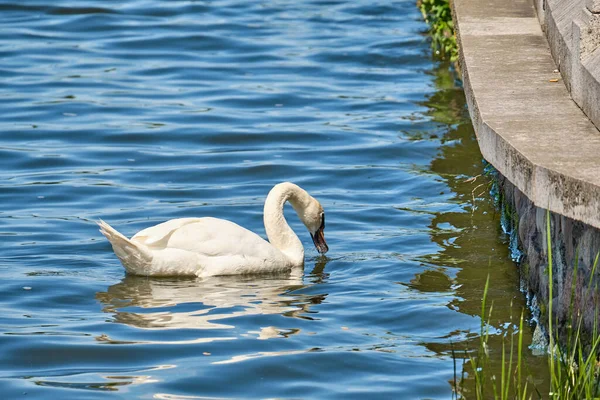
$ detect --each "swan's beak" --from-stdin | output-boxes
[311,228,329,254]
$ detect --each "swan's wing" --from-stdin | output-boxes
[132,218,204,247]
[168,218,280,259]
[133,217,281,260]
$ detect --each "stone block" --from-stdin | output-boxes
[587,0,600,13]
[576,9,600,59]
[581,49,600,133]
[533,0,546,27]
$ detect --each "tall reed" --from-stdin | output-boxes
[456,210,600,399]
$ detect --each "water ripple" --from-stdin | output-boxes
[0,0,545,398]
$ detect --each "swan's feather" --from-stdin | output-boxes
[98,220,153,275]
[128,217,290,276]
[132,218,277,258]
[132,218,202,247]
[98,182,325,277]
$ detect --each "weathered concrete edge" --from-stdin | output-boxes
[452,0,600,231]
[496,173,600,334]
[541,0,600,130]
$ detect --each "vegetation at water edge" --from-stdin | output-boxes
[418,0,458,62]
[455,212,600,399]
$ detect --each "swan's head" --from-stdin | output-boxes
[301,200,328,254]
[267,182,329,255]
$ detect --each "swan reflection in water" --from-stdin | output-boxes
[95,259,329,340]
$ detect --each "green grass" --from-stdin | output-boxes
[455,211,600,399]
[455,276,532,399]
[418,0,458,62]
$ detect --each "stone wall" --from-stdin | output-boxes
[538,0,600,131]
[498,173,600,334]
[452,0,600,339]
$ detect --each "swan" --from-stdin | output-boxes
[98,182,328,277]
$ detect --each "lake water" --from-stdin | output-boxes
[0,0,548,398]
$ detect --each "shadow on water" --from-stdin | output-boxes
[2,262,332,395]
[409,61,550,394]
[96,258,329,338]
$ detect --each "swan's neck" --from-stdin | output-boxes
[263,183,310,266]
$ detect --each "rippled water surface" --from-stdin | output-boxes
[1,1,548,398]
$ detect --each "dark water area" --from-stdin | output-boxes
[0,1,548,398]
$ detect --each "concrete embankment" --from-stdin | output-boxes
[452,0,600,332]
[536,0,600,131]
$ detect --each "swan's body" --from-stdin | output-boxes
[98,182,328,277]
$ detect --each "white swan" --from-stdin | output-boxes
[98,182,328,277]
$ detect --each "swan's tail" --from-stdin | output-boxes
[98,220,153,275]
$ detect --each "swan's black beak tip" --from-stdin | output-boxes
[311,229,329,254]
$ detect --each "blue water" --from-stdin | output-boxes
[0,1,544,398]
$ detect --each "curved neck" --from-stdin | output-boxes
[263,183,310,266]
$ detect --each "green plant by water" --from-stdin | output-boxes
[418,0,458,62]
[455,211,600,399]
